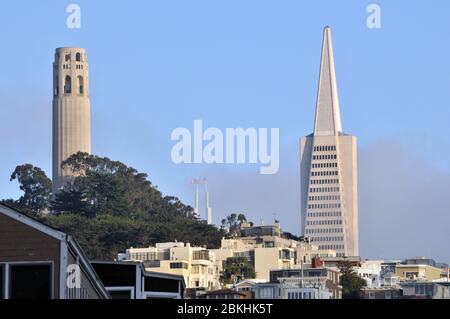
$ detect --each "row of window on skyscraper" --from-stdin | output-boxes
[307,211,341,218]
[308,195,340,201]
[312,162,337,168]
[313,154,337,160]
[313,236,344,242]
[310,179,339,185]
[306,220,343,226]
[313,145,336,152]
[305,228,343,234]
[311,171,338,177]
[308,203,341,209]
[309,187,340,193]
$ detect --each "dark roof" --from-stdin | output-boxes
[0,203,65,235]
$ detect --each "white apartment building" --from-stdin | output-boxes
[356,260,383,288]
[254,282,332,299]
[120,242,220,290]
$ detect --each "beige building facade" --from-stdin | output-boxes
[52,47,91,192]
[300,27,359,257]
[210,223,336,281]
[122,242,220,290]
[395,264,443,281]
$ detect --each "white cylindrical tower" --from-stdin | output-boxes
[52,47,91,193]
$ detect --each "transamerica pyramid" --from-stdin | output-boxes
[300,27,359,257]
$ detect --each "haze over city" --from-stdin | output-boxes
[1,0,449,263]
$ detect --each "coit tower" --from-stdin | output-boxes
[300,27,359,257]
[52,48,91,193]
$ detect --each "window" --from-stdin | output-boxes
[76,52,81,62]
[65,53,71,62]
[170,262,187,269]
[192,251,209,260]
[259,287,272,298]
[191,265,200,274]
[108,290,132,299]
[78,76,84,94]
[54,76,59,96]
[144,276,179,293]
[64,75,72,94]
[9,264,52,299]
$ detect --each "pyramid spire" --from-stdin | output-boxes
[313,26,343,136]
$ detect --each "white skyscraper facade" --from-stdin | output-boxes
[300,27,359,257]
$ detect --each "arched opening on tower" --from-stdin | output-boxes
[78,76,84,94]
[64,75,72,94]
[76,52,81,62]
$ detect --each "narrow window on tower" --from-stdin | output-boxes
[78,76,84,94]
[76,52,81,62]
[64,75,72,94]
[54,76,59,96]
[65,53,71,62]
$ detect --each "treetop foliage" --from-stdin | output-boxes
[1,152,225,259]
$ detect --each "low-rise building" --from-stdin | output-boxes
[381,272,401,287]
[254,282,332,299]
[320,256,361,268]
[231,279,268,298]
[0,204,109,299]
[401,282,450,299]
[210,222,335,282]
[360,287,402,299]
[91,261,185,299]
[395,264,442,281]
[356,260,383,288]
[203,288,248,299]
[121,242,219,290]
[269,267,341,299]
[402,257,447,269]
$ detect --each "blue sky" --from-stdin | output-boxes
[1,1,450,262]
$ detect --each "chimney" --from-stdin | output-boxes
[312,256,323,268]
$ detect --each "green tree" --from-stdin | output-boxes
[2,153,226,259]
[222,257,256,284]
[337,259,366,299]
[53,152,162,219]
[221,213,251,237]
[8,164,52,215]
